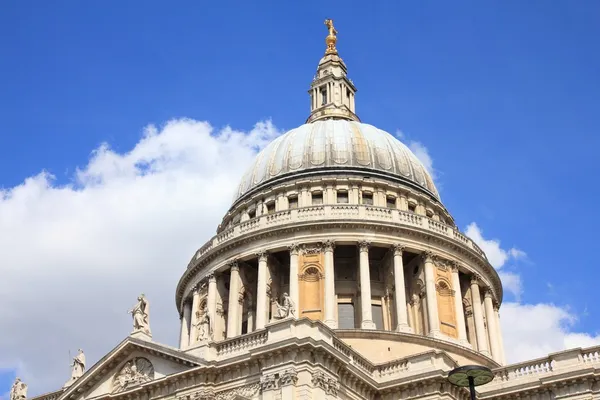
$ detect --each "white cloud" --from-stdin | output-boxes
[0,118,280,395]
[408,141,434,178]
[465,222,525,269]
[497,272,523,301]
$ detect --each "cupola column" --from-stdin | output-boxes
[189,286,201,345]
[423,252,440,336]
[358,241,376,329]
[207,273,217,339]
[289,244,300,316]
[470,276,490,356]
[256,251,269,329]
[450,263,469,345]
[495,305,506,365]
[323,240,337,328]
[484,290,502,363]
[227,263,241,338]
[392,245,411,332]
[179,301,192,349]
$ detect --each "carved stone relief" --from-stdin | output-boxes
[112,357,154,393]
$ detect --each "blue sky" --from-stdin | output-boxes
[1,1,600,396]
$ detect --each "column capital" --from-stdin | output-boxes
[322,240,335,252]
[421,250,435,262]
[392,244,405,257]
[450,261,460,273]
[288,243,301,255]
[279,369,298,387]
[358,240,370,253]
[493,301,500,311]
[470,274,482,286]
[192,284,200,294]
[484,288,495,299]
[256,251,269,262]
[229,261,239,272]
[207,273,216,283]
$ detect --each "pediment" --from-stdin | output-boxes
[59,336,203,400]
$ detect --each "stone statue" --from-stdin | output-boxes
[196,305,212,341]
[275,292,295,319]
[128,294,151,335]
[64,349,86,387]
[10,378,27,400]
[112,357,154,393]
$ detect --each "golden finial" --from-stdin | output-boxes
[324,19,338,55]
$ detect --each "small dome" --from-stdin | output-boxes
[233,120,439,204]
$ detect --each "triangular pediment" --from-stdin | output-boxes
[57,336,203,400]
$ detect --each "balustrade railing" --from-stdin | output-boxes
[193,205,487,262]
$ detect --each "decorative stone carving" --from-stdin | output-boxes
[450,261,460,273]
[274,292,296,318]
[260,374,278,392]
[112,357,154,393]
[256,251,269,262]
[288,243,301,255]
[392,243,405,256]
[63,349,86,387]
[301,244,322,255]
[195,304,212,342]
[322,240,335,252]
[311,371,339,395]
[128,294,151,335]
[470,274,482,285]
[228,261,239,272]
[484,289,493,299]
[358,240,370,252]
[421,250,435,262]
[279,369,299,386]
[215,383,260,400]
[187,388,215,400]
[10,378,27,400]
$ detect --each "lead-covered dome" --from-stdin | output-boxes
[233,120,439,204]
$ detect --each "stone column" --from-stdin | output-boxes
[227,263,240,338]
[289,244,300,316]
[323,241,337,328]
[179,301,191,348]
[207,274,217,340]
[423,252,440,336]
[495,306,506,365]
[470,276,489,356]
[359,241,375,329]
[484,289,502,362]
[392,245,410,332]
[450,263,468,345]
[189,286,201,345]
[256,251,269,329]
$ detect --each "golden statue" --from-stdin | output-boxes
[324,19,338,55]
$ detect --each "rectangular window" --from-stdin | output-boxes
[337,191,349,203]
[386,196,396,209]
[241,320,248,335]
[312,192,323,205]
[248,209,256,219]
[408,203,416,212]
[372,304,384,330]
[338,302,356,329]
[321,88,328,105]
[362,192,373,205]
[288,196,298,209]
[266,202,276,214]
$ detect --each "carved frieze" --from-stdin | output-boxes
[112,357,154,393]
[301,243,322,255]
[259,374,278,392]
[279,369,298,386]
[215,383,260,400]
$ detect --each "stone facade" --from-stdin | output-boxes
[27,19,600,400]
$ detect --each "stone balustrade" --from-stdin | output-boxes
[192,205,487,263]
[480,346,600,395]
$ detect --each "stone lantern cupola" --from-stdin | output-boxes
[306,19,360,124]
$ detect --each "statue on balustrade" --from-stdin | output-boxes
[64,348,86,387]
[275,293,296,319]
[128,294,151,335]
[196,304,213,341]
[10,378,27,400]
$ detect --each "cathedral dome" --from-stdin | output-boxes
[233,119,439,205]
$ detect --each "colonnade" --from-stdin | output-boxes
[179,241,505,365]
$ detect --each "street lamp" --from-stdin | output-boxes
[447,365,495,400]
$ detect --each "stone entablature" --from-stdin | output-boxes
[221,175,454,234]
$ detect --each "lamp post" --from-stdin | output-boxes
[447,365,495,400]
